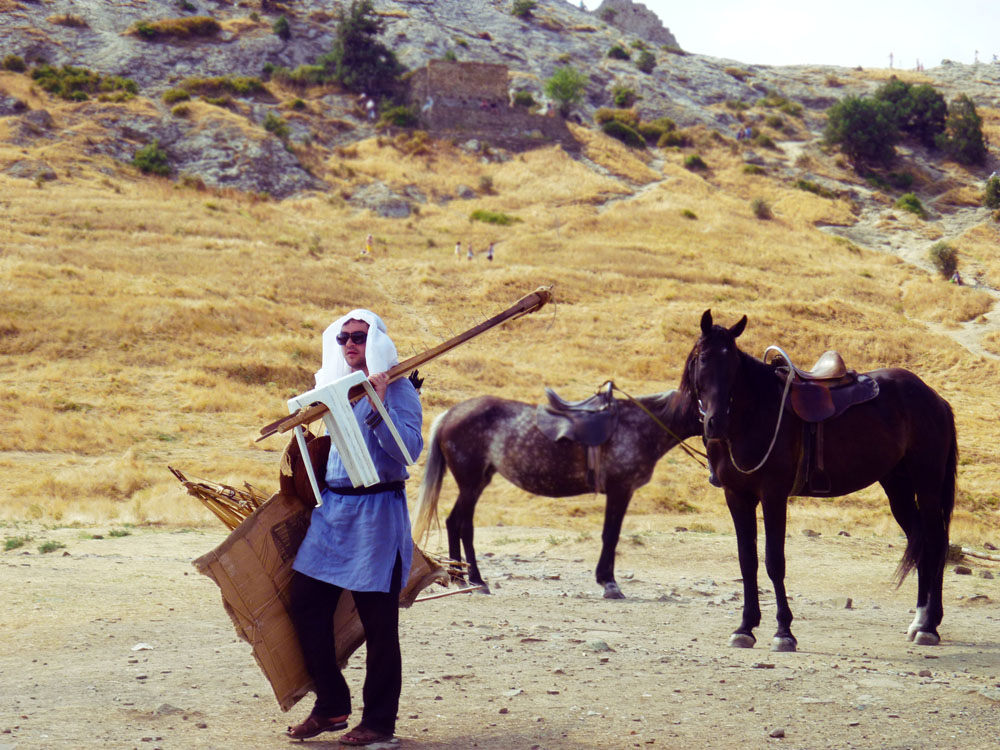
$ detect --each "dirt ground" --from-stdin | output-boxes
[2,522,999,750]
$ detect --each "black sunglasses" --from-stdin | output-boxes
[336,330,368,346]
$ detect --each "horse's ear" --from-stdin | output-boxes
[700,309,713,336]
[730,315,748,339]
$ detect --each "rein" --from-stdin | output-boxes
[723,369,794,475]
[605,381,708,467]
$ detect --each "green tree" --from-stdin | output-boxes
[273,15,290,41]
[544,65,588,117]
[874,77,946,148]
[824,95,899,167]
[937,94,987,166]
[319,0,403,98]
[635,49,656,74]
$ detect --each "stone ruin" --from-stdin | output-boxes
[594,0,680,49]
[406,60,579,152]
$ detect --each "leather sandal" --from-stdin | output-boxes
[286,713,349,740]
[339,724,394,746]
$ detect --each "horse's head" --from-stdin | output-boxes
[684,309,747,441]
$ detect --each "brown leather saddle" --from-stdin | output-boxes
[536,382,619,491]
[764,346,878,423]
[764,346,879,496]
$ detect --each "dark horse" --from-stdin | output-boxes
[676,310,957,650]
[412,389,702,598]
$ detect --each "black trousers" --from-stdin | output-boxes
[289,555,403,734]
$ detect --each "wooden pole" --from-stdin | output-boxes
[257,286,553,441]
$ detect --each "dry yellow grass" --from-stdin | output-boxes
[2,86,999,550]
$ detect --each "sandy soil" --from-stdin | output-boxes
[2,521,999,750]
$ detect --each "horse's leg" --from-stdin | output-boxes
[913,475,949,645]
[880,470,929,641]
[726,491,761,648]
[595,487,632,599]
[446,475,493,593]
[761,494,796,652]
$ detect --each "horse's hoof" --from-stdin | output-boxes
[472,582,491,595]
[771,636,797,653]
[602,582,626,600]
[729,633,756,649]
[913,630,940,646]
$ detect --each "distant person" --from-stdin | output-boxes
[363,234,374,256]
[950,270,963,285]
[421,96,434,115]
[486,242,494,262]
[366,98,376,122]
[467,243,474,261]
[454,240,461,257]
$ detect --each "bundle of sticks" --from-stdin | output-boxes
[169,465,470,583]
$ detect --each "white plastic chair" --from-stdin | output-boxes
[287,370,414,505]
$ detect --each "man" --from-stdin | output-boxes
[286,310,423,746]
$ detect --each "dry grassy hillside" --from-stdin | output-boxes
[2,79,999,551]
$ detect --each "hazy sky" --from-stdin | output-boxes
[578,1,1000,70]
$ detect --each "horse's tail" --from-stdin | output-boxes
[894,404,958,586]
[412,410,448,544]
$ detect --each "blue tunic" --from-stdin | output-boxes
[292,377,423,592]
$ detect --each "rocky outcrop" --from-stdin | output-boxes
[594,0,679,48]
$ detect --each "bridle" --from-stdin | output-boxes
[693,343,794,476]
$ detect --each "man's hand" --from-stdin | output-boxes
[367,371,389,409]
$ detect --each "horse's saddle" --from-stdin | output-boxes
[536,382,619,446]
[765,346,879,423]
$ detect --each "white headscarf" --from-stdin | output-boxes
[314,309,399,387]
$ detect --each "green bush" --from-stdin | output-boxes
[928,241,959,278]
[637,117,674,143]
[38,540,66,554]
[48,13,88,27]
[512,90,535,108]
[765,114,784,129]
[635,50,656,74]
[657,130,689,148]
[181,75,265,97]
[594,107,638,129]
[824,95,899,167]
[607,44,631,60]
[470,209,521,225]
[724,67,750,81]
[379,105,417,127]
[544,65,587,117]
[795,179,836,199]
[742,164,766,175]
[684,154,707,171]
[31,64,138,101]
[753,133,777,149]
[263,111,290,139]
[273,15,291,40]
[162,88,190,104]
[612,86,636,108]
[132,139,171,176]
[511,0,536,17]
[894,192,927,218]
[267,64,327,87]
[133,16,220,39]
[751,197,772,219]
[171,103,191,118]
[984,176,1000,209]
[601,119,645,148]
[681,209,697,220]
[937,94,987,166]
[2,54,27,72]
[4,535,31,551]
[725,100,750,111]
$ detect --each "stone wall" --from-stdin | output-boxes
[406,60,579,153]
